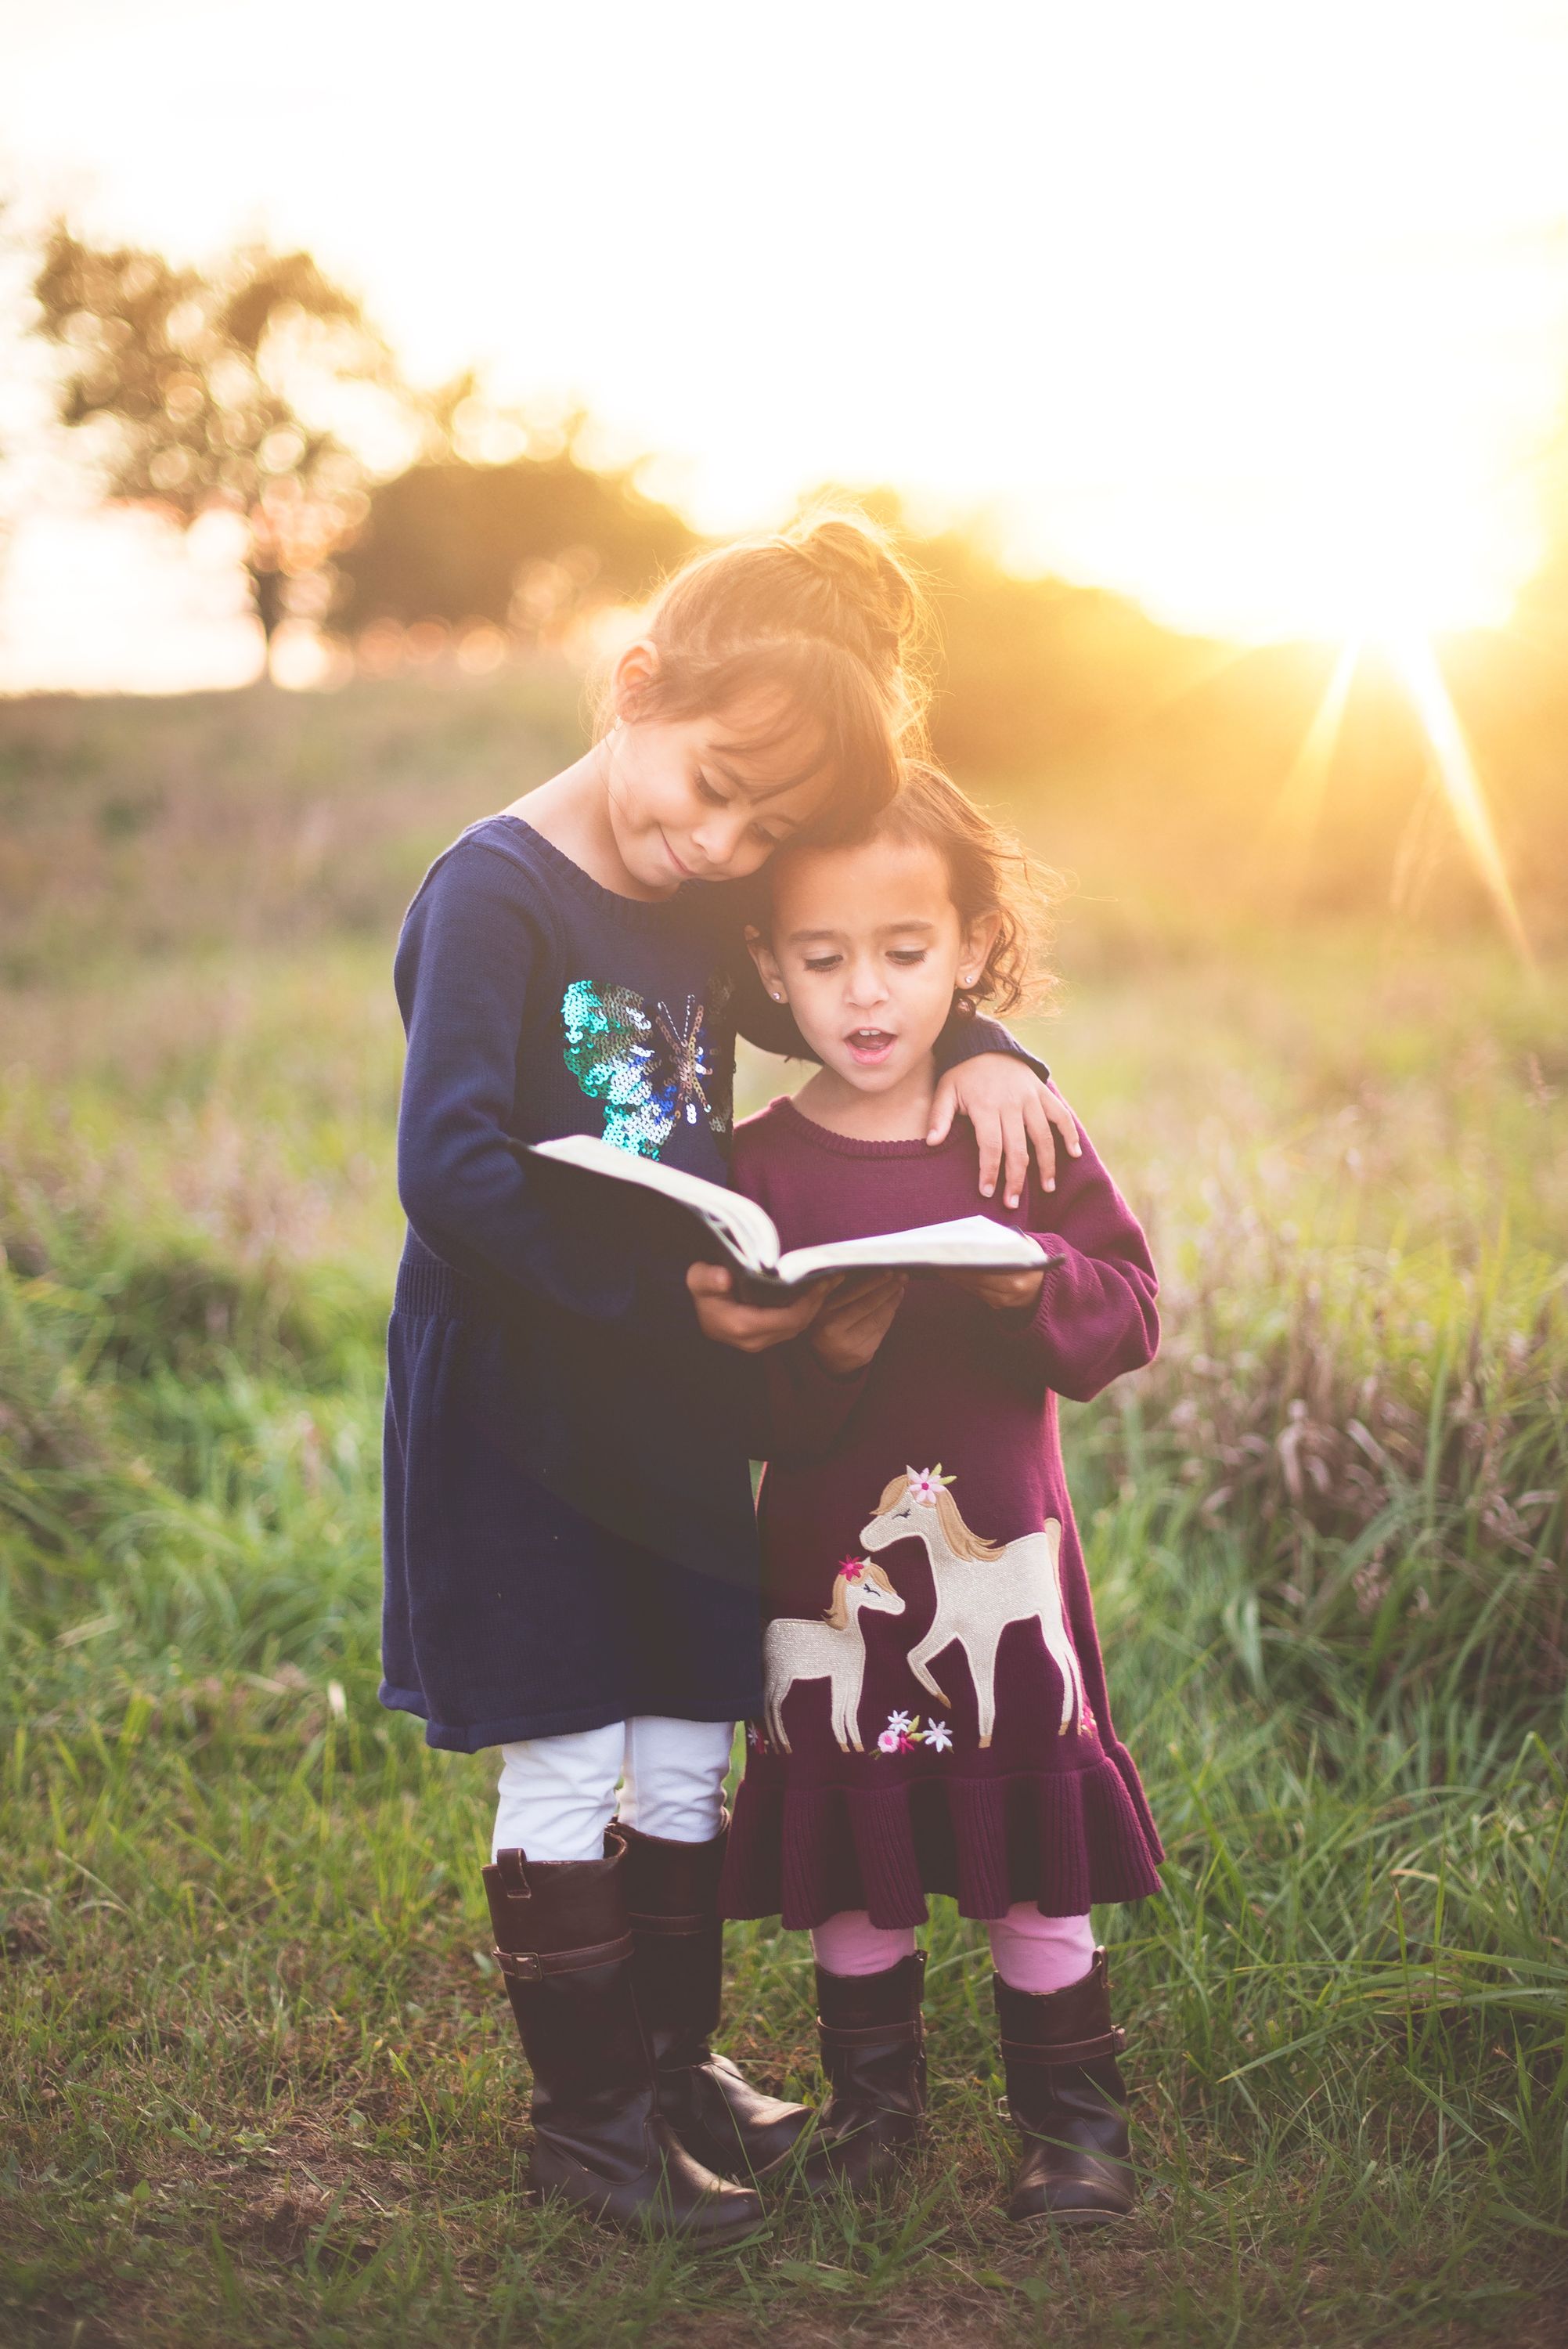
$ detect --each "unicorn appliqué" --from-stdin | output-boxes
[762,1559,905,1753]
[860,1467,1087,1744]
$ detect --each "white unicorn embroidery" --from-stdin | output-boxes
[860,1467,1086,1743]
[763,1560,907,1754]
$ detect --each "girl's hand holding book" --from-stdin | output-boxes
[685,1261,835,1353]
[808,1271,909,1377]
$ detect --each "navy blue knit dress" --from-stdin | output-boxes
[380,816,1042,1752]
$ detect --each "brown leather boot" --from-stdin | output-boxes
[618,1814,813,2181]
[994,1947,1137,2228]
[798,1953,928,2196]
[482,1830,765,2245]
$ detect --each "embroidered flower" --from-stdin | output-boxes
[904,1464,954,1508]
[874,1710,950,1755]
[746,1722,766,1752]
[838,1556,867,1582]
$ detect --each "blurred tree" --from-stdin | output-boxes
[31,226,409,640]
[332,403,695,642]
[923,525,1213,774]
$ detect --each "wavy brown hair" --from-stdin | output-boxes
[868,761,1060,1018]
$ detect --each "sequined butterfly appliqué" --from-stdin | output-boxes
[561,978,733,1158]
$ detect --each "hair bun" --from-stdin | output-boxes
[784,511,925,675]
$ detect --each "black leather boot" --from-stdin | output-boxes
[994,1947,1137,2228]
[799,1953,928,2195]
[618,1814,813,2181]
[482,1830,765,2246]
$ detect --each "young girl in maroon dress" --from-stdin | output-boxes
[719,765,1164,2228]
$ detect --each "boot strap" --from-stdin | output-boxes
[1000,2024,1126,2067]
[492,1931,634,1982]
[818,2015,925,2049]
[626,1908,711,1936]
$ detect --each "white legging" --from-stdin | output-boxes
[491,1716,735,1862]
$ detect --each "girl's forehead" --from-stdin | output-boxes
[771,833,952,927]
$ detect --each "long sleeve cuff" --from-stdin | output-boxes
[999,1233,1159,1402]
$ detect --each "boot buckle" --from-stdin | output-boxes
[492,1934,635,1982]
[493,1946,542,1982]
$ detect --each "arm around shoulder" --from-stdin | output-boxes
[935,1006,1050,1083]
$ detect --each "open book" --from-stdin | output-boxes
[521,1132,1053,1297]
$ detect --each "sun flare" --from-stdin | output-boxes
[1267,622,1532,962]
[1384,632,1533,963]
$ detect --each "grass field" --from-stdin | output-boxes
[1,676,1565,2347]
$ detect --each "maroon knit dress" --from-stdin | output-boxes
[719,1093,1165,1931]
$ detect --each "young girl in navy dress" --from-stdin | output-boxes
[719,765,1163,2228]
[382,516,1078,2243]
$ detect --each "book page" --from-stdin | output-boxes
[525,1135,782,1274]
[775,1216,1048,1288]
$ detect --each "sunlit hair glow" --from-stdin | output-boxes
[602,511,929,839]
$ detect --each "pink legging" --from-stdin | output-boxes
[812,1904,1095,1994]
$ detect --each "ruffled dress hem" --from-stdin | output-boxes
[719,1738,1164,1930]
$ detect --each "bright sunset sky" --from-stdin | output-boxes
[3,0,1568,688]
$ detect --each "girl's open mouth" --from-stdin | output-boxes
[845,1027,897,1065]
